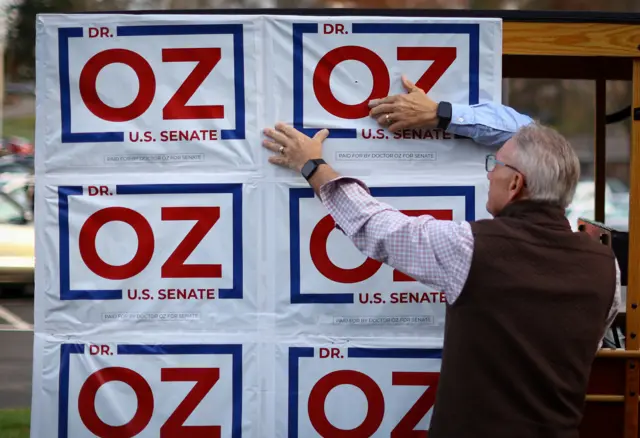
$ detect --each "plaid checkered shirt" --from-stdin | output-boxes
[317,101,621,344]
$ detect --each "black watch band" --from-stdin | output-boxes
[301,158,326,181]
[436,101,452,130]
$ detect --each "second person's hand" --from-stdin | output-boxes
[368,75,439,132]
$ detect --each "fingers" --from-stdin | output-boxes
[368,95,397,108]
[402,75,424,93]
[275,122,303,140]
[401,75,419,92]
[262,139,282,153]
[268,155,288,167]
[376,114,391,125]
[263,127,290,146]
[313,128,330,142]
[369,77,420,109]
[388,118,412,133]
[369,103,395,116]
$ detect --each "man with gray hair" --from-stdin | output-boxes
[262,76,620,438]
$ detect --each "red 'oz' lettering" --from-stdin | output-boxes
[313,46,389,119]
[310,209,452,283]
[79,206,220,280]
[79,48,223,122]
[160,368,221,437]
[161,207,222,278]
[397,47,457,94]
[306,369,439,436]
[78,367,221,436]
[310,214,381,283]
[78,367,154,438]
[391,372,440,437]
[79,207,155,280]
[79,49,156,122]
[314,46,456,119]
[161,48,224,120]
[308,370,384,437]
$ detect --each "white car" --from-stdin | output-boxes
[566,180,629,231]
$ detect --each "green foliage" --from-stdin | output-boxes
[4,0,75,80]
[0,409,30,438]
[3,115,36,141]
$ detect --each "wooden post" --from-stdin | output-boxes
[594,76,606,223]
[624,58,640,438]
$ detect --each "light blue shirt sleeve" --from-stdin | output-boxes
[446,102,534,148]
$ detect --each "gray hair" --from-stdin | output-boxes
[510,123,580,208]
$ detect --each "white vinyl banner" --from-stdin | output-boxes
[273,338,443,438]
[30,333,258,438]
[37,174,260,333]
[36,15,261,174]
[33,12,502,437]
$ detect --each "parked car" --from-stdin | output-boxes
[0,173,34,212]
[565,179,630,231]
[0,190,34,294]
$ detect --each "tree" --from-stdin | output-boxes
[4,0,76,80]
[3,0,136,81]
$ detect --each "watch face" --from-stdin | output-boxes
[437,105,448,119]
[439,102,452,119]
[301,160,314,178]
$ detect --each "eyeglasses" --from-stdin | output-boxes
[485,154,527,187]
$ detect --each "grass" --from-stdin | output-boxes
[0,409,30,438]
[2,116,35,141]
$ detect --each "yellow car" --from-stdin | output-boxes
[0,190,34,293]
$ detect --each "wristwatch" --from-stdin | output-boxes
[436,101,452,130]
[301,158,326,181]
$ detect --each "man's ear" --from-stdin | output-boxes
[509,174,526,196]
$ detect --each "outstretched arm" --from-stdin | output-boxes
[368,75,534,148]
[447,102,534,147]
[262,123,473,304]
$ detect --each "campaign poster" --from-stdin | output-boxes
[30,332,259,438]
[35,14,261,175]
[35,173,261,333]
[264,15,502,177]
[274,336,443,437]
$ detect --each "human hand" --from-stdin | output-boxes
[262,123,329,172]
[368,75,439,132]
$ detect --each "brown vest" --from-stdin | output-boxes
[429,200,617,438]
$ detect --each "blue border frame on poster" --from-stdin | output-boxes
[57,343,243,438]
[287,346,442,437]
[58,183,243,300]
[289,185,475,304]
[292,22,480,138]
[57,24,245,143]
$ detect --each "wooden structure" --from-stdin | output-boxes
[104,7,640,436]
[496,11,640,438]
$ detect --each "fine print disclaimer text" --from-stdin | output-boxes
[330,315,435,326]
[102,312,201,321]
[335,151,437,162]
[104,153,205,164]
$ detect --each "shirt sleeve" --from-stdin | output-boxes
[446,102,535,147]
[318,176,474,304]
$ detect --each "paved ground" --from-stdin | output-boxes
[0,295,34,409]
